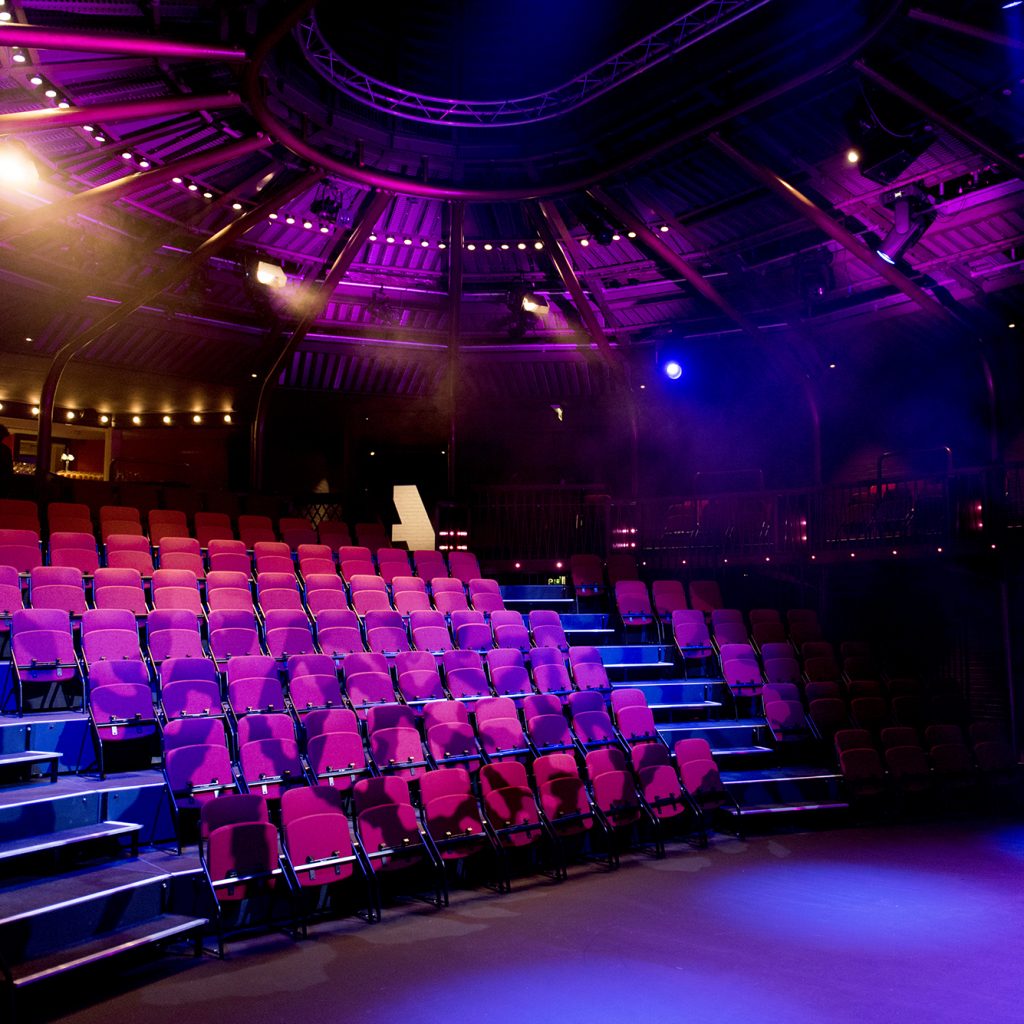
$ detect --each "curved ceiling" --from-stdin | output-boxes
[0,0,1021,423]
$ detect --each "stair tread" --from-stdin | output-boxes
[10,914,208,985]
[0,750,59,767]
[727,801,850,815]
[0,820,141,861]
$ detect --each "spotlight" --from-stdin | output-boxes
[483,243,493,251]
[520,291,550,315]
[846,148,861,164]
[99,414,109,425]
[1003,2,1022,8]
[12,50,26,63]
[269,212,278,220]
[254,260,287,289]
[31,406,39,416]
[500,243,509,250]
[232,202,242,211]
[223,414,232,424]
[659,225,669,233]
[580,238,590,247]
[663,360,683,380]
[466,243,476,251]
[83,125,95,133]
[56,101,69,109]
[627,231,637,238]
[385,235,395,243]
[319,225,329,233]
[303,220,313,229]
[65,410,75,420]
[420,239,429,247]
[121,151,132,160]
[94,135,106,143]
[285,216,295,225]
[131,415,141,425]
[402,238,412,245]
[876,185,933,265]
[44,88,57,98]
[171,176,182,184]
[0,11,11,20]
[187,183,198,191]
[29,76,43,86]
[192,414,202,424]
[138,160,150,168]
[437,242,447,250]
[162,415,172,425]
[534,241,544,249]
[0,137,39,186]
[202,191,213,199]
[368,233,377,240]
[517,242,527,250]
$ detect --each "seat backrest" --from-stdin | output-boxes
[353,774,412,815]
[480,759,529,794]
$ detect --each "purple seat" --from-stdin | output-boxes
[570,661,612,696]
[164,715,229,753]
[0,529,42,574]
[587,748,645,845]
[412,550,447,582]
[159,657,222,721]
[81,607,144,667]
[206,820,281,917]
[447,551,482,582]
[314,608,365,659]
[239,737,307,799]
[206,570,255,613]
[651,580,687,624]
[468,578,504,615]
[534,753,594,839]
[11,608,81,711]
[616,704,660,748]
[286,653,342,715]
[146,608,205,664]
[207,539,250,576]
[225,656,286,717]
[487,648,534,702]
[527,713,575,755]
[93,567,148,617]
[208,608,264,664]
[195,513,235,549]
[151,568,203,616]
[675,739,731,813]
[158,537,205,580]
[532,657,572,699]
[29,566,87,620]
[304,574,350,620]
[279,517,316,551]
[764,698,811,743]
[421,767,492,867]
[426,721,483,771]
[480,761,549,859]
[89,680,158,776]
[528,610,569,654]
[614,580,654,631]
[297,544,337,581]
[450,609,492,653]
[165,743,237,812]
[48,532,100,576]
[490,610,531,654]
[442,649,492,702]
[148,510,189,547]
[376,548,411,584]
[105,534,154,577]
[570,554,604,598]
[256,571,303,614]
[0,565,26,636]
[263,608,316,661]
[306,729,368,792]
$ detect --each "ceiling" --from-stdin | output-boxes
[0,0,1021,416]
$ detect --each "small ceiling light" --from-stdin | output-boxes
[121,151,132,160]
[138,160,150,168]
[663,360,683,380]
[187,183,198,191]
[0,137,39,186]
[223,413,232,424]
[421,239,429,247]
[0,402,3,411]
[94,135,106,142]
[483,243,493,251]
[659,225,669,232]
[232,202,242,210]
[402,238,412,246]
[517,242,527,250]
[269,212,278,220]
[580,238,590,247]
[846,148,861,164]
[250,372,258,379]
[31,406,39,416]
[369,450,376,456]
[466,243,476,251]
[202,191,213,199]
[368,233,377,241]
[25,336,31,342]
[12,50,26,63]
[255,259,287,289]
[534,241,544,250]
[829,362,837,369]
[285,216,295,225]
[385,235,395,243]
[192,414,202,424]
[29,75,43,86]
[57,101,69,109]
[99,414,109,425]
[162,415,172,425]
[65,410,75,420]
[44,88,57,98]
[437,241,447,249]
[83,124,94,133]
[0,11,12,21]
[627,230,637,238]
[500,243,509,250]
[319,225,329,233]
[131,415,141,425]
[1009,323,1017,329]
[303,220,313,229]
[171,176,182,184]
[611,234,621,241]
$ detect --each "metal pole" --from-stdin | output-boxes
[854,62,1024,182]
[907,9,1024,52]
[0,93,243,132]
[532,201,620,367]
[0,134,270,244]
[709,133,954,322]
[34,168,322,477]
[446,201,464,500]
[0,23,246,60]
[588,185,761,338]
[250,189,391,490]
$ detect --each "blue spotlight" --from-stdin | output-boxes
[663,359,683,380]
[1003,2,1022,9]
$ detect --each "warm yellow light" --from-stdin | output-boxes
[65,410,75,420]
[0,139,39,187]
[31,406,39,416]
[131,415,141,425]
[255,260,287,288]
[99,414,109,425]
[846,148,861,164]
[162,415,172,425]
[223,413,232,424]
[193,414,202,424]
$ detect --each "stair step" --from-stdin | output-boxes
[724,801,849,816]
[0,751,59,782]
[712,746,775,757]
[650,701,723,711]
[0,820,141,863]
[10,913,208,988]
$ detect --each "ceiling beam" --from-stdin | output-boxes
[0,93,242,131]
[907,9,1024,51]
[0,23,246,61]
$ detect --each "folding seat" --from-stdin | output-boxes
[674,738,733,816]
[164,728,238,825]
[148,509,190,547]
[805,681,842,704]
[710,609,744,629]
[840,746,888,801]
[236,711,295,747]
[487,648,534,703]
[421,767,497,884]
[239,731,308,800]
[410,618,455,660]
[969,721,1019,787]
[225,656,287,718]
[752,620,788,649]
[395,649,446,707]
[804,656,841,685]
[490,609,531,654]
[570,554,604,599]
[391,575,432,617]
[843,655,880,681]
[834,727,876,757]
[254,541,295,577]
[314,608,365,660]
[0,499,39,533]
[526,707,576,756]
[762,682,802,705]
[475,697,531,762]
[688,579,724,613]
[749,608,782,625]
[104,534,154,577]
[256,571,303,614]
[530,648,573,700]
[206,570,255,614]
[412,549,447,582]
[286,653,343,717]
[671,614,712,671]
[431,577,470,616]
[88,672,158,776]
[29,566,87,621]
[450,608,493,653]
[609,687,647,719]
[339,544,374,565]
[568,691,618,750]
[614,581,654,634]
[48,531,100,575]
[787,608,819,626]
[280,786,376,921]
[342,652,398,718]
[238,514,277,548]
[424,703,484,771]
[164,714,230,753]
[296,543,336,581]
[317,519,351,548]
[305,711,369,792]
[208,608,264,664]
[524,692,562,722]
[353,775,446,908]
[467,578,505,615]
[651,580,687,625]
[376,548,412,584]
[366,704,429,779]
[585,747,651,859]
[615,704,661,750]
[847,678,885,701]
[207,538,251,575]
[442,649,492,703]
[533,754,597,858]
[712,620,749,650]
[194,512,235,548]
[850,696,890,737]
[763,656,802,686]
[81,607,144,669]
[759,641,794,662]
[151,568,203,617]
[569,647,613,696]
[47,501,93,536]
[304,574,350,620]
[479,760,555,887]
[630,742,696,836]
[801,640,836,663]
[263,608,316,662]
[146,608,205,664]
[0,528,42,574]
[350,583,393,623]
[446,550,482,584]
[354,523,389,549]
[763,693,812,743]
[279,516,317,550]
[0,564,25,644]
[99,506,143,543]
[808,698,849,743]
[158,537,205,581]
[789,620,824,647]
[341,557,378,586]
[159,657,223,722]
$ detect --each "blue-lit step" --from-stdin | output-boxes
[720,767,848,815]
[657,718,774,757]
[561,614,615,640]
[594,645,675,679]
[616,679,725,712]
[500,585,573,611]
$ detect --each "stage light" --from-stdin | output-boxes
[521,292,550,315]
[99,414,109,425]
[83,125,94,133]
[846,148,861,164]
[232,202,242,211]
[192,414,202,424]
[421,239,429,247]
[171,176,182,184]
[29,76,42,86]
[403,238,412,245]
[368,233,377,240]
[138,160,149,168]
[44,88,57,98]
[255,259,287,289]
[94,135,105,142]
[202,191,212,199]
[31,406,39,416]
[12,50,26,63]
[250,372,258,378]
[663,360,683,380]
[162,415,172,425]
[385,235,395,243]
[437,242,447,249]
[269,212,278,219]
[483,243,493,251]
[57,101,69,109]
[534,241,544,249]
[302,220,313,229]
[611,234,621,241]
[876,188,933,265]
[500,243,509,250]
[466,243,476,251]
[121,151,132,160]
[659,225,669,232]
[0,137,39,186]
[0,11,11,20]
[131,415,141,425]
[580,238,590,247]
[187,183,198,191]
[517,242,527,250]
[285,215,295,225]
[627,231,637,238]
[223,414,232,424]
[320,225,329,233]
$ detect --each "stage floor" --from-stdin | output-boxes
[36,817,1024,1024]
